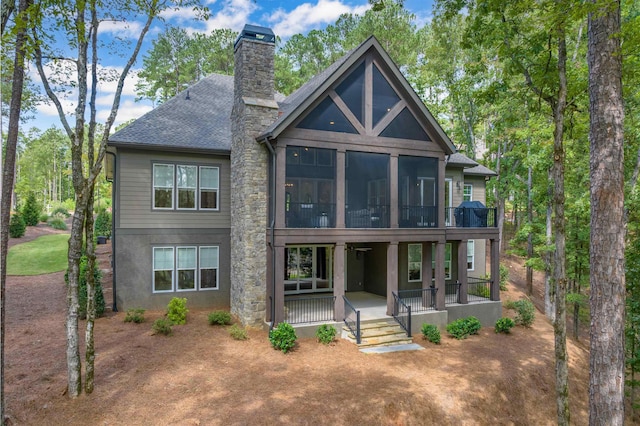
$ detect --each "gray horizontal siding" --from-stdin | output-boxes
[117,150,231,229]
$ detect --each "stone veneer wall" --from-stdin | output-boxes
[230,35,278,327]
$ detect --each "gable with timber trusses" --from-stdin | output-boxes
[259,37,456,156]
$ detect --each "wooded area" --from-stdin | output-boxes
[1,0,638,423]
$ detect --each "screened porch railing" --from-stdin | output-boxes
[285,202,335,228]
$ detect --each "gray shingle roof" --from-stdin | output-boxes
[464,164,498,176]
[109,74,234,152]
[446,152,479,167]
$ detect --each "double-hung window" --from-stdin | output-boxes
[199,166,219,210]
[153,247,174,292]
[463,184,473,202]
[152,163,219,211]
[177,247,196,290]
[177,166,197,209]
[467,240,475,271]
[153,245,219,293]
[153,164,174,209]
[408,243,422,282]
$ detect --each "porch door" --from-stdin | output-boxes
[284,246,333,294]
[418,177,436,226]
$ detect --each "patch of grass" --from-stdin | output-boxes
[7,234,69,275]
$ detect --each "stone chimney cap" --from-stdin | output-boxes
[234,24,275,49]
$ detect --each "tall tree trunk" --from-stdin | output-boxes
[66,204,84,397]
[587,1,625,423]
[526,115,533,296]
[552,24,569,426]
[1,0,31,420]
[84,195,96,394]
[545,188,555,320]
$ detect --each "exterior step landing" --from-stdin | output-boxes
[343,319,413,348]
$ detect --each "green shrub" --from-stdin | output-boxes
[65,256,105,320]
[315,324,337,344]
[228,324,248,340]
[208,310,232,326]
[269,322,297,353]
[9,213,26,238]
[421,323,441,344]
[39,213,49,223]
[94,210,112,238]
[446,316,482,340]
[152,318,173,335]
[495,317,515,334]
[167,297,188,325]
[469,285,490,298]
[47,217,67,230]
[500,264,509,291]
[22,194,42,226]
[51,206,71,218]
[124,308,146,323]
[511,299,535,327]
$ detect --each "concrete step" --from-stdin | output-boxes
[342,319,412,348]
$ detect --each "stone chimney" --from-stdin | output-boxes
[230,25,279,327]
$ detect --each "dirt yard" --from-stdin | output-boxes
[5,224,592,425]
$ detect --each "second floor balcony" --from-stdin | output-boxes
[283,202,497,229]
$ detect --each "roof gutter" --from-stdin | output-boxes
[258,135,277,330]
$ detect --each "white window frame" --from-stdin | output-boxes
[284,245,333,294]
[152,247,174,293]
[408,243,422,282]
[199,166,220,211]
[176,246,197,291]
[467,240,475,271]
[463,183,473,202]
[153,164,174,210]
[431,243,452,280]
[199,246,220,290]
[176,165,198,210]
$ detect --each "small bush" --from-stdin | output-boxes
[9,213,26,238]
[469,285,490,298]
[511,299,535,327]
[94,210,112,238]
[152,318,173,336]
[124,308,146,323]
[47,217,67,230]
[421,323,441,344]
[228,324,248,340]
[208,310,232,326]
[446,316,482,340]
[39,213,49,223]
[315,324,337,345]
[167,297,188,325]
[269,322,297,353]
[495,317,515,334]
[22,194,42,226]
[51,206,71,218]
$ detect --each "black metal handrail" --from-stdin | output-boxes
[285,202,336,228]
[392,292,412,337]
[467,276,491,303]
[399,205,438,228]
[284,295,336,324]
[345,204,390,228]
[445,207,497,228]
[397,288,438,312]
[445,281,461,305]
[343,296,361,344]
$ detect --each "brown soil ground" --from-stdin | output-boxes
[5,225,592,425]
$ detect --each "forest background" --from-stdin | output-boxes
[2,0,639,419]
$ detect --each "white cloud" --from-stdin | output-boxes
[104,98,153,127]
[98,20,145,39]
[204,0,258,32]
[267,0,370,38]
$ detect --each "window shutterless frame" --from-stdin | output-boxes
[152,164,174,210]
[199,246,219,290]
[467,240,475,271]
[199,166,219,211]
[176,246,197,291]
[152,247,174,293]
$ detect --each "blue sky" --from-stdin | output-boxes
[28,0,435,131]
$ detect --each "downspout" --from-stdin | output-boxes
[106,151,117,312]
[260,136,277,330]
